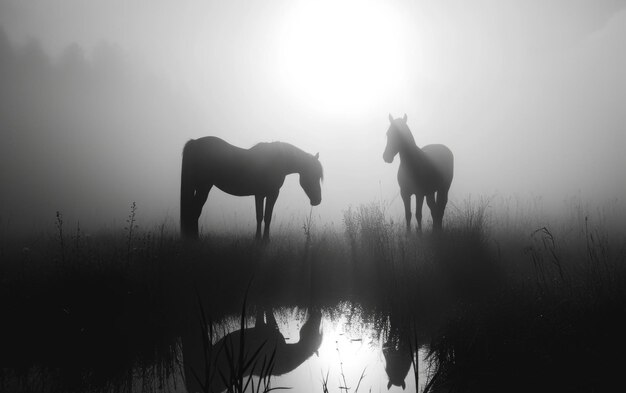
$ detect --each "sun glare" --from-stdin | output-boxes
[275,0,409,115]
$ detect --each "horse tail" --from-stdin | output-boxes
[180,139,197,238]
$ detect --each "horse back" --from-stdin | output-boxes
[185,136,282,194]
[186,136,247,161]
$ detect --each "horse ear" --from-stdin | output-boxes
[403,113,407,123]
[387,381,392,390]
[388,113,394,123]
[314,152,319,160]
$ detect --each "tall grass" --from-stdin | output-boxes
[125,201,138,264]
[420,204,626,393]
[1,197,625,392]
[188,288,282,393]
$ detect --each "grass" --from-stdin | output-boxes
[0,198,625,392]
[188,285,283,393]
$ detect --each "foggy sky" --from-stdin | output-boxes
[1,0,625,234]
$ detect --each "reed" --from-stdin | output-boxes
[0,197,624,392]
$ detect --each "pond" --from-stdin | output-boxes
[4,225,622,393]
[179,304,432,393]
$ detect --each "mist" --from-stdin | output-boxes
[1,0,625,235]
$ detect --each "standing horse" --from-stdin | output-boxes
[383,114,453,232]
[180,137,323,240]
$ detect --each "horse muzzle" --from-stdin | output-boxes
[383,153,394,163]
[310,198,321,206]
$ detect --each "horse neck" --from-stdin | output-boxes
[398,135,426,165]
[275,143,310,175]
[271,340,317,375]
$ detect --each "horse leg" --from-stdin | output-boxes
[435,189,449,231]
[426,193,437,232]
[255,195,264,240]
[415,193,425,233]
[263,191,279,242]
[191,185,211,238]
[401,191,412,232]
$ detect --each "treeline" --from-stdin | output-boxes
[0,28,201,232]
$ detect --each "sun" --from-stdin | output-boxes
[274,0,410,115]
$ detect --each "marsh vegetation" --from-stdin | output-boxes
[1,198,625,392]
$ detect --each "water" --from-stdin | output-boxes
[179,304,432,393]
[272,308,430,393]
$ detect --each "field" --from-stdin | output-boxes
[1,198,625,393]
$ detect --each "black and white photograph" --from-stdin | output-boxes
[1,1,625,392]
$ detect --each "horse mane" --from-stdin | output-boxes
[251,141,307,156]
[394,123,417,146]
[252,141,324,180]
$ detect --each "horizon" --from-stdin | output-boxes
[1,2,626,391]
[1,0,625,234]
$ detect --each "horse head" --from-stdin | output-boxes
[300,153,323,206]
[383,341,411,390]
[383,113,413,163]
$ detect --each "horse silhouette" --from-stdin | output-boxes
[180,136,323,240]
[183,308,323,393]
[383,114,453,232]
[383,333,412,390]
[382,311,428,391]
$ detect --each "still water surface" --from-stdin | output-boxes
[180,304,430,393]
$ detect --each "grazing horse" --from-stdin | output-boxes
[383,114,453,232]
[180,136,323,240]
[182,308,323,393]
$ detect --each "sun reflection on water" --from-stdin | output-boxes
[270,305,429,393]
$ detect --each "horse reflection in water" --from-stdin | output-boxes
[383,337,412,390]
[382,313,422,391]
[183,308,323,393]
[383,114,454,233]
[180,136,323,240]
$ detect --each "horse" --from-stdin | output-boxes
[382,311,426,391]
[182,308,323,393]
[383,114,453,232]
[180,136,323,240]
[383,323,413,391]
